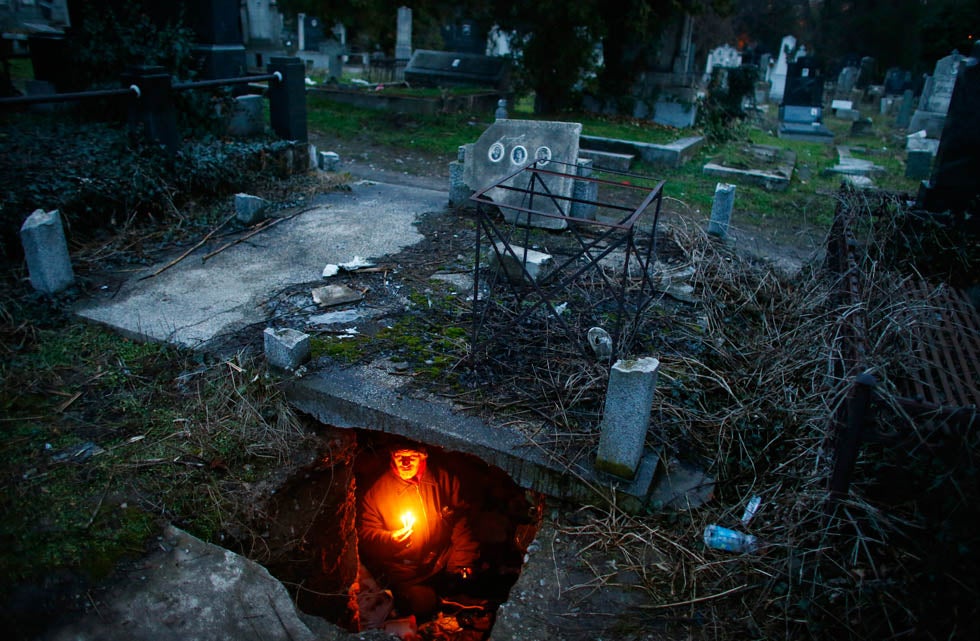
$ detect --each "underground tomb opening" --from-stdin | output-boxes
[253,428,544,640]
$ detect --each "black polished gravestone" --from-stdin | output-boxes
[778,57,834,143]
[187,0,246,79]
[782,57,824,108]
[918,44,980,227]
[403,50,510,90]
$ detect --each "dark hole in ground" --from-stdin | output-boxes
[253,427,543,640]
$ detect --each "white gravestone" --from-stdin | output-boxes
[769,35,797,103]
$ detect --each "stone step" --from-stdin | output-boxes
[578,148,634,171]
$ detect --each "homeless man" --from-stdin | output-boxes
[357,442,480,619]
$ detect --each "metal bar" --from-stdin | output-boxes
[0,85,134,106]
[173,73,278,91]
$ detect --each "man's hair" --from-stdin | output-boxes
[385,435,427,455]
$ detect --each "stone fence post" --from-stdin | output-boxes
[268,57,308,143]
[595,357,660,479]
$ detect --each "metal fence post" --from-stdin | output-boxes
[829,372,878,501]
[267,57,307,142]
[123,65,179,156]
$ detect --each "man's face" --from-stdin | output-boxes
[392,449,427,481]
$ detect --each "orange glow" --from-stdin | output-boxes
[401,511,416,530]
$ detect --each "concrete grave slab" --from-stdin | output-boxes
[462,119,582,230]
[75,182,443,350]
[702,145,796,191]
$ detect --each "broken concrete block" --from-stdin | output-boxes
[263,327,310,370]
[489,242,553,284]
[312,284,364,307]
[20,208,75,294]
[318,151,341,171]
[235,193,269,225]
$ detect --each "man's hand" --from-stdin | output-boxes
[392,524,413,544]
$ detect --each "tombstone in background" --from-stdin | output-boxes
[188,0,246,79]
[461,119,582,230]
[395,7,412,62]
[778,57,834,143]
[441,19,485,55]
[704,44,742,82]
[403,50,510,91]
[300,15,325,51]
[895,89,914,128]
[918,45,980,223]
[910,51,965,137]
[768,35,796,103]
[857,56,876,89]
[836,66,860,98]
[884,67,912,96]
[319,38,345,82]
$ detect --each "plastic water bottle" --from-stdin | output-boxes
[703,524,760,553]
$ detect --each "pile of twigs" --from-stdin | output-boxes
[439,191,979,640]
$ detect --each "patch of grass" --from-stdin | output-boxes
[0,292,313,596]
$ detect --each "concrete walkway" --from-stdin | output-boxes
[75,181,446,350]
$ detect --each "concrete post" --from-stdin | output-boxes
[395,7,412,61]
[268,57,308,142]
[124,65,180,155]
[707,182,736,239]
[595,357,660,479]
[20,209,75,294]
[298,13,306,52]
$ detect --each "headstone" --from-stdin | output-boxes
[836,66,860,97]
[441,19,485,55]
[20,209,75,294]
[918,45,980,217]
[857,56,876,89]
[495,98,508,120]
[395,7,412,61]
[319,38,345,82]
[884,67,911,95]
[403,50,510,90]
[188,0,246,79]
[462,119,582,230]
[300,15,325,51]
[707,183,736,239]
[905,136,940,179]
[704,44,742,78]
[227,94,265,137]
[909,51,965,137]
[595,357,660,479]
[768,35,797,102]
[263,327,310,371]
[782,56,823,107]
[570,158,597,221]
[895,89,914,128]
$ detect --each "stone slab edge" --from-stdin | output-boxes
[580,134,704,167]
[281,364,659,510]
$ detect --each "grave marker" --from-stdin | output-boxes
[20,209,74,294]
[461,119,582,229]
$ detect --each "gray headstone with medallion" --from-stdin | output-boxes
[462,119,582,229]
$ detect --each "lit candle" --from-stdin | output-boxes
[401,511,415,530]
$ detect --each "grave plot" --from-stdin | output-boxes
[702,144,797,191]
[468,160,667,366]
[245,428,543,641]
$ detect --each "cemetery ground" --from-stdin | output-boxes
[2,99,976,641]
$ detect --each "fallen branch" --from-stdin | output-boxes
[138,212,237,281]
[202,206,320,263]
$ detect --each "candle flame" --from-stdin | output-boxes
[401,511,415,530]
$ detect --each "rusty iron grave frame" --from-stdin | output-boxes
[467,159,666,365]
